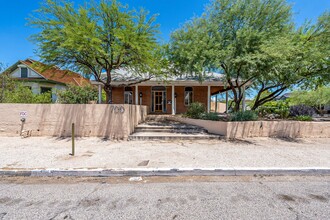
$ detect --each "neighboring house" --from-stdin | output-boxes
[2,59,90,102]
[92,69,247,115]
[275,92,292,101]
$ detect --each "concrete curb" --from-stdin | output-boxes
[1,168,330,177]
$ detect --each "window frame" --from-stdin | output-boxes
[124,87,133,104]
[184,87,193,106]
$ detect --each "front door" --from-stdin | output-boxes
[154,91,163,112]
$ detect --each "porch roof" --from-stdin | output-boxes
[97,69,228,86]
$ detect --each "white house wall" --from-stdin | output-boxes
[11,68,21,78]
[10,67,43,79]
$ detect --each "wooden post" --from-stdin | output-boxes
[71,123,75,156]
[172,85,175,115]
[207,85,211,113]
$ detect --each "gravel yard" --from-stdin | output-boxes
[0,137,329,170]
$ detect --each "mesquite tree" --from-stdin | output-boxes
[30,0,162,102]
[169,0,293,111]
[168,0,330,111]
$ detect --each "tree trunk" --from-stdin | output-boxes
[104,84,112,104]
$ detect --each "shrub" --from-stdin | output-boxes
[229,111,258,121]
[289,105,315,117]
[200,112,220,121]
[294,115,313,121]
[184,102,205,119]
[2,84,52,103]
[257,101,290,119]
[57,85,98,104]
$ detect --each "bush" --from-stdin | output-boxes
[184,102,205,119]
[257,101,289,119]
[289,105,315,117]
[2,84,52,103]
[57,85,98,104]
[294,115,313,121]
[229,111,258,121]
[200,112,220,121]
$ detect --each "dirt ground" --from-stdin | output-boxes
[0,137,329,170]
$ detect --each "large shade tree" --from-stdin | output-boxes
[169,0,293,111]
[250,12,330,110]
[30,0,162,102]
[168,0,330,111]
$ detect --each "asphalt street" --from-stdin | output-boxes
[0,175,329,220]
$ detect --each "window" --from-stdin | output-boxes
[40,87,52,94]
[184,87,193,106]
[21,68,28,78]
[124,87,133,104]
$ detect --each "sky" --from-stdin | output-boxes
[0,0,329,66]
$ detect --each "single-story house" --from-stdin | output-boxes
[2,59,90,102]
[92,69,247,115]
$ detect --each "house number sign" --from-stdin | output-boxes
[110,106,125,114]
[20,111,28,118]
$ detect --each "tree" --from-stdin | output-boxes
[289,87,330,113]
[30,0,162,103]
[57,85,98,104]
[250,12,330,110]
[169,0,293,111]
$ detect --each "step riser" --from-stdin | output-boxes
[135,129,206,133]
[136,126,201,130]
[129,136,221,141]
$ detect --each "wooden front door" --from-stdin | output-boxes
[154,91,163,112]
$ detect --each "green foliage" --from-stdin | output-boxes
[289,87,330,109]
[229,111,258,122]
[2,83,52,103]
[57,85,98,104]
[29,0,163,102]
[169,0,294,111]
[257,101,290,119]
[294,115,313,121]
[169,0,330,111]
[200,112,220,121]
[184,102,205,119]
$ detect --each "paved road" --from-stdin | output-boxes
[0,176,329,220]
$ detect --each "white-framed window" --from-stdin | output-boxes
[124,87,133,104]
[184,87,193,106]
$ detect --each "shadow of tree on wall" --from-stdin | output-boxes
[227,121,308,139]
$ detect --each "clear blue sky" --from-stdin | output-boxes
[0,0,329,65]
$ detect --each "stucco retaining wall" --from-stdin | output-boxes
[0,104,147,140]
[170,117,330,139]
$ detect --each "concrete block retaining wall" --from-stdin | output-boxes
[170,117,330,139]
[0,104,147,140]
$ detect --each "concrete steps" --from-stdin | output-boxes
[129,116,222,141]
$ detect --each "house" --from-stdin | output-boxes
[92,69,247,115]
[2,59,90,102]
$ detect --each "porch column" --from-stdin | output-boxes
[225,91,229,113]
[242,85,246,112]
[135,85,138,105]
[98,84,102,104]
[172,85,175,115]
[207,85,211,113]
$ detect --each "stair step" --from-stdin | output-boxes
[128,132,222,141]
[129,115,221,141]
[135,128,206,133]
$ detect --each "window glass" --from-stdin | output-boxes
[21,68,28,78]
[124,91,133,104]
[184,87,193,106]
[40,87,52,94]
